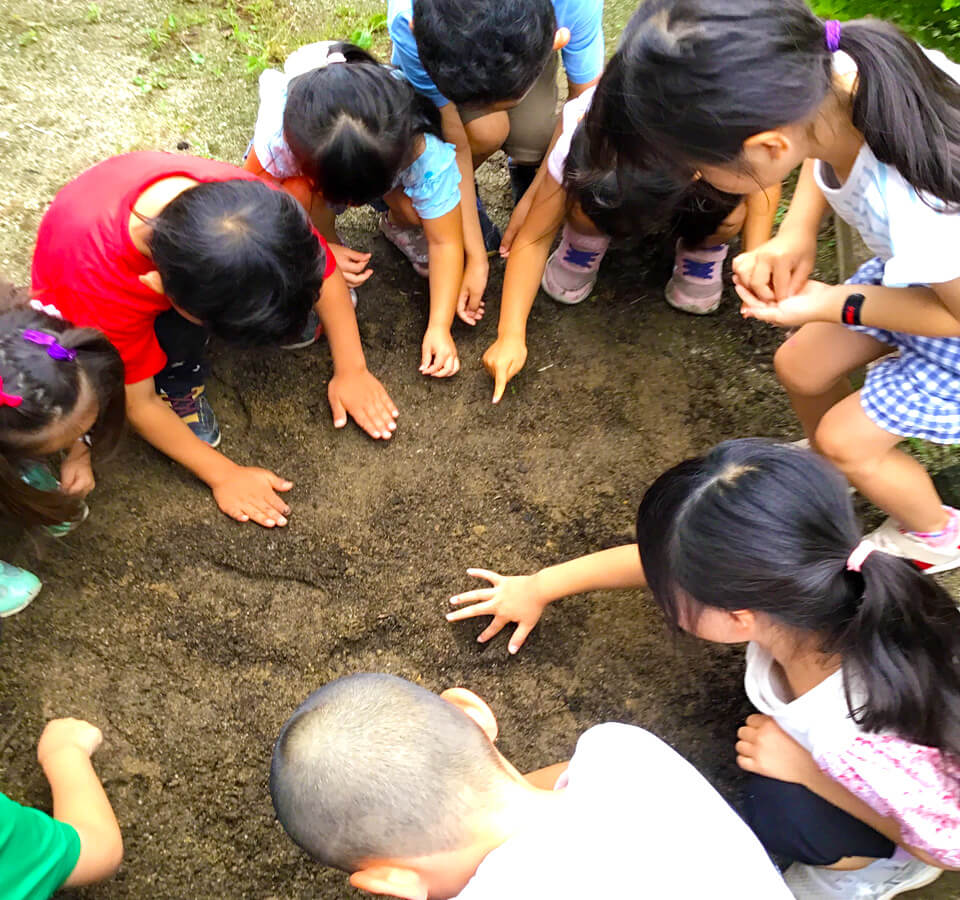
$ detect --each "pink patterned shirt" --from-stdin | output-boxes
[744,643,960,867]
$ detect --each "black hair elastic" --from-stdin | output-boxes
[842,292,866,327]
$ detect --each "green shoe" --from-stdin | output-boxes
[19,461,89,537]
[0,562,41,617]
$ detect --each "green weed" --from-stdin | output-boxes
[86,3,102,24]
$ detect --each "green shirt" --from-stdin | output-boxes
[0,792,80,900]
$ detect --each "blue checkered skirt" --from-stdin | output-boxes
[846,257,960,443]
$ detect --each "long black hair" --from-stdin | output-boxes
[563,122,742,243]
[586,0,960,208]
[283,43,443,208]
[636,439,960,762]
[0,300,124,528]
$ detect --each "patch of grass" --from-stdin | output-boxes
[85,4,102,24]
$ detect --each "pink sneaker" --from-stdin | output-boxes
[665,240,728,314]
[540,225,611,305]
[379,213,429,278]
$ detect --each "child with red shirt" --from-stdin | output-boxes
[32,152,398,528]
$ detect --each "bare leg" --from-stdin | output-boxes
[774,323,892,442]
[817,393,949,532]
[702,200,747,246]
[383,187,422,229]
[464,111,511,168]
[566,201,604,237]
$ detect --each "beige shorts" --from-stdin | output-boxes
[460,52,560,166]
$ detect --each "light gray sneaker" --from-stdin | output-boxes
[783,857,942,900]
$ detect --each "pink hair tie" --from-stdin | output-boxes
[825,19,842,53]
[0,376,22,409]
[846,539,876,573]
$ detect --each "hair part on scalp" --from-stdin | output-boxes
[0,298,124,529]
[635,439,960,764]
[283,42,444,207]
[148,180,325,345]
[585,0,960,209]
[412,0,556,107]
[270,673,513,871]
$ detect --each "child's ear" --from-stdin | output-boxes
[440,688,499,743]
[728,609,757,639]
[350,866,428,900]
[553,27,571,52]
[743,130,793,163]
[138,271,165,296]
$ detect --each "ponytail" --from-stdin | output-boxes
[636,439,960,762]
[837,19,960,210]
[840,552,960,758]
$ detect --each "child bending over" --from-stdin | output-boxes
[32,152,397,529]
[483,84,779,402]
[245,41,469,377]
[389,0,606,312]
[582,0,960,572]
[0,304,122,614]
[2,717,122,898]
[449,440,960,898]
[270,672,789,899]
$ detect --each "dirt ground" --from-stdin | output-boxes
[0,1,957,898]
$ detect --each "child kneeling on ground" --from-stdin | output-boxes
[270,672,789,898]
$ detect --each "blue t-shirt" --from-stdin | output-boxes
[388,0,604,107]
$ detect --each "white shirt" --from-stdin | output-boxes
[454,723,790,899]
[814,49,960,287]
[546,86,596,186]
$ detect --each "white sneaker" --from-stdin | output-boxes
[868,512,960,575]
[783,858,942,899]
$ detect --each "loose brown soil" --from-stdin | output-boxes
[0,1,957,897]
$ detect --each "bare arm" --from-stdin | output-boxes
[482,174,567,402]
[447,544,645,653]
[742,183,783,252]
[36,719,123,888]
[440,103,488,279]
[419,206,465,378]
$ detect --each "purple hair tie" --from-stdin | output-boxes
[23,329,77,362]
[825,19,842,53]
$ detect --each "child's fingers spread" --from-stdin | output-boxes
[466,567,501,584]
[446,599,495,621]
[448,588,496,606]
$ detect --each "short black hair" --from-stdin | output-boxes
[148,180,325,345]
[284,42,443,207]
[270,673,511,871]
[412,0,556,107]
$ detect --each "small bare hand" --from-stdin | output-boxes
[211,466,292,527]
[420,326,460,378]
[447,568,547,654]
[482,335,527,404]
[737,279,835,328]
[735,714,820,785]
[38,717,103,765]
[328,369,398,439]
[457,259,489,325]
[732,230,817,303]
[329,243,373,288]
[60,445,96,498]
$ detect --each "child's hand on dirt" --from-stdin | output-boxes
[328,369,398,440]
[329,244,373,288]
[482,335,528,404]
[458,258,489,321]
[38,718,103,766]
[211,465,292,527]
[738,279,835,328]
[420,326,460,378]
[60,441,95,497]
[447,568,548,654]
[735,714,820,786]
[732,230,817,302]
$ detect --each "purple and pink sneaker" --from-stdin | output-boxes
[665,240,729,315]
[540,225,611,305]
